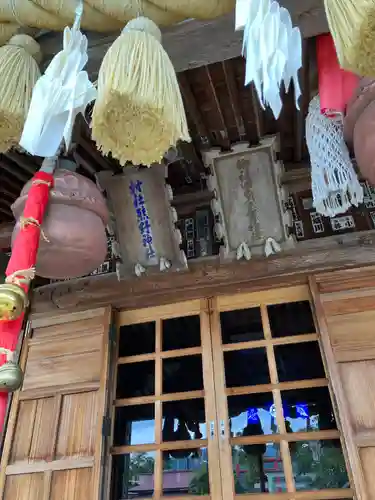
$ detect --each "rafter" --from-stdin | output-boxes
[222,59,246,139]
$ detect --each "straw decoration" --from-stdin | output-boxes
[324,0,375,76]
[0,34,41,153]
[91,16,190,167]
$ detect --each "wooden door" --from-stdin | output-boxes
[0,307,112,500]
[310,267,375,500]
[209,285,353,500]
[111,299,221,500]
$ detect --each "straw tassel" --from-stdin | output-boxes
[324,0,375,76]
[0,34,41,152]
[92,16,190,167]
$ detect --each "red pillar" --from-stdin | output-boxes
[0,170,53,434]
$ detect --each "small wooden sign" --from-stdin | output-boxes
[97,165,187,279]
[202,136,294,261]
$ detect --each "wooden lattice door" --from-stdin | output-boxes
[108,286,355,500]
[0,307,112,500]
[208,285,354,500]
[110,299,221,500]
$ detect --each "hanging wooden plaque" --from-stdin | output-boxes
[97,165,187,279]
[202,136,294,261]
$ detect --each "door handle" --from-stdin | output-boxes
[209,420,215,439]
[220,420,225,439]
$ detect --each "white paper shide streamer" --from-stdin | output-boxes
[306,96,363,217]
[19,2,97,157]
[236,0,302,119]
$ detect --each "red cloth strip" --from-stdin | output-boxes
[317,33,359,117]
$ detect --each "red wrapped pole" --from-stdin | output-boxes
[317,33,359,117]
[0,170,53,434]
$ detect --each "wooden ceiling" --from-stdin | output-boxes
[0,40,317,227]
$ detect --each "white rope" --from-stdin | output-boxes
[306,95,363,217]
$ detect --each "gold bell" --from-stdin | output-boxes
[0,284,27,321]
[0,362,24,392]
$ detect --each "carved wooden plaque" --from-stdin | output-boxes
[202,137,294,261]
[97,165,187,279]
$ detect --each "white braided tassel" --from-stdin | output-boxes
[264,237,281,257]
[236,242,252,261]
[135,263,146,277]
[160,257,171,271]
[306,95,363,217]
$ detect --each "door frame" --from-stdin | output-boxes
[108,284,356,500]
[111,299,222,500]
[208,284,354,500]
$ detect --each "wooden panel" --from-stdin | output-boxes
[4,474,45,500]
[328,311,375,362]
[9,398,56,464]
[55,392,98,459]
[359,448,375,500]
[310,269,375,500]
[31,316,105,342]
[339,361,375,434]
[22,339,102,394]
[50,468,93,500]
[0,307,112,500]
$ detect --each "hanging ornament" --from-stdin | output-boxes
[0,347,23,392]
[11,166,109,280]
[324,0,375,77]
[316,34,359,118]
[0,165,54,434]
[92,16,190,167]
[0,34,41,152]
[20,1,97,157]
[238,0,302,119]
[0,3,100,435]
[306,95,363,218]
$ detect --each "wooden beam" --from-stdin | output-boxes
[31,229,375,316]
[172,189,214,215]
[79,136,120,173]
[0,206,13,219]
[4,151,39,176]
[0,223,13,249]
[294,40,308,162]
[38,2,328,78]
[205,65,231,148]
[0,158,29,183]
[223,60,246,138]
[178,72,209,142]
[73,149,97,176]
[281,164,311,193]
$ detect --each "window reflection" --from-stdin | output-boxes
[282,387,337,433]
[220,307,264,344]
[163,447,209,496]
[111,452,155,499]
[224,348,270,388]
[113,404,155,447]
[268,301,315,338]
[163,355,204,394]
[275,342,325,382]
[118,322,155,357]
[162,399,207,444]
[232,443,286,494]
[163,315,201,351]
[290,440,349,490]
[116,361,155,399]
[228,393,276,437]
